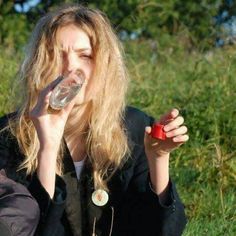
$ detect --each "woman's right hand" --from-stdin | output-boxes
[29,78,75,198]
[29,78,75,151]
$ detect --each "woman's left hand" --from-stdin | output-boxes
[144,108,189,159]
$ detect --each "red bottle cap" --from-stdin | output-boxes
[151,123,166,140]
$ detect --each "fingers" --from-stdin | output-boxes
[36,77,64,113]
[47,76,64,91]
[159,108,179,124]
[158,108,189,143]
[63,100,76,116]
[173,134,189,143]
[164,116,184,132]
[144,126,159,148]
[165,126,188,138]
[39,76,63,100]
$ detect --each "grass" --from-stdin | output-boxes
[0,38,235,235]
[0,47,21,114]
[125,39,236,235]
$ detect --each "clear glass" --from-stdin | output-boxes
[49,71,85,110]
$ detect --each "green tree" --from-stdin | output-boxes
[0,1,30,51]
[85,0,221,49]
[0,0,229,51]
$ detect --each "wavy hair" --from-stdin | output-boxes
[8,4,130,191]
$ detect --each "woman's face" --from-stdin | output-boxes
[56,24,94,105]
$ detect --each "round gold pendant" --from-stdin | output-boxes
[92,189,109,206]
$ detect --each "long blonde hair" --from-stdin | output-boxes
[9,5,130,191]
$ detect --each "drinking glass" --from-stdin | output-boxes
[49,71,85,110]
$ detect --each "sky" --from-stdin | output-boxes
[14,0,41,13]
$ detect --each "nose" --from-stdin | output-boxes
[63,52,80,74]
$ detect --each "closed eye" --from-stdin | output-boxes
[80,54,93,60]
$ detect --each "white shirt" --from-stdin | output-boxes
[73,159,85,180]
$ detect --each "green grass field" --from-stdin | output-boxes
[0,40,235,235]
[125,40,236,235]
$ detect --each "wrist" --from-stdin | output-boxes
[148,155,169,173]
[146,151,170,161]
[38,147,59,160]
[39,140,61,152]
[147,153,170,195]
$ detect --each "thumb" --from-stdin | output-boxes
[64,100,76,115]
[145,126,152,134]
[144,126,155,148]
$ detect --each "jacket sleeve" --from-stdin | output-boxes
[0,114,67,236]
[28,174,67,236]
[115,107,187,236]
[127,146,187,236]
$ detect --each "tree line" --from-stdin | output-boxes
[0,0,235,51]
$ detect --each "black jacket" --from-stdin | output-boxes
[0,107,187,236]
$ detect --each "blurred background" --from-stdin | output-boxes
[0,0,235,235]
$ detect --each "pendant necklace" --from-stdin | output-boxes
[92,189,109,206]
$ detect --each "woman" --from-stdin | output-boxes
[0,4,189,236]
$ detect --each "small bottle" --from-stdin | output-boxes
[49,71,85,110]
[151,123,166,140]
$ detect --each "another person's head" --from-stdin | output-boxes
[11,5,130,190]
